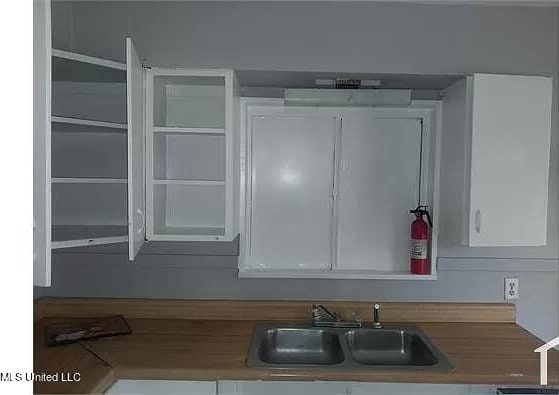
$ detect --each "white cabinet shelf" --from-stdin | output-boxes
[152,179,226,186]
[52,49,126,71]
[52,116,127,132]
[52,177,127,184]
[152,126,226,135]
[51,225,127,249]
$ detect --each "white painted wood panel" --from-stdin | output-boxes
[336,116,423,272]
[33,0,52,286]
[218,381,348,395]
[467,74,552,247]
[245,114,337,270]
[351,383,495,395]
[126,38,146,260]
[106,380,216,395]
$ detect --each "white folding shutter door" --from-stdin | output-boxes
[248,114,337,270]
[468,74,552,246]
[33,0,52,286]
[336,115,423,272]
[126,38,146,260]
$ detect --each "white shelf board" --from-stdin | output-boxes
[150,225,230,241]
[52,49,126,71]
[51,225,128,249]
[149,234,228,242]
[152,126,226,135]
[152,179,225,186]
[52,116,127,131]
[52,236,128,249]
[52,177,127,184]
[238,269,438,280]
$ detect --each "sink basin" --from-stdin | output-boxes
[246,323,452,370]
[257,328,344,365]
[344,328,437,366]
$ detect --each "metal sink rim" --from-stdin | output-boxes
[246,322,453,371]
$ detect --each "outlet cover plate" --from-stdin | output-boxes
[504,277,519,300]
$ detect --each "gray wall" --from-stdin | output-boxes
[45,1,559,341]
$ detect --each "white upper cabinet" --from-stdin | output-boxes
[34,22,149,284]
[145,69,239,241]
[442,74,552,247]
[126,38,146,260]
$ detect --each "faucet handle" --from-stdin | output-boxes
[373,303,381,329]
[350,311,363,328]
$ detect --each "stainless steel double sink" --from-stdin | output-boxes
[246,323,452,370]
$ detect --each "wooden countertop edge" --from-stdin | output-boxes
[111,367,546,386]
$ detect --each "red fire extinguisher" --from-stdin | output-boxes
[410,205,433,275]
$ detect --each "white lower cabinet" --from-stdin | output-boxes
[105,380,497,395]
[350,382,495,395]
[219,381,496,395]
[218,380,349,395]
[105,380,216,395]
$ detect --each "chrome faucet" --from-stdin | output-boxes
[311,304,339,324]
[373,303,382,329]
[310,304,362,328]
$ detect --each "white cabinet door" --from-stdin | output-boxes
[33,0,51,286]
[467,74,552,247]
[126,37,146,260]
[244,114,338,270]
[336,115,423,272]
[106,380,216,395]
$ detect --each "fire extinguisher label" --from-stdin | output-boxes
[411,239,428,259]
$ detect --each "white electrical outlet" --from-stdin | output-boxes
[504,278,519,300]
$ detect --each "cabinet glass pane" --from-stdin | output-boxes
[153,133,225,181]
[153,76,226,129]
[153,184,225,236]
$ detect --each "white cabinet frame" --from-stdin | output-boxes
[238,98,442,280]
[145,68,239,241]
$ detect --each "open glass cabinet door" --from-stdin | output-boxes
[126,37,146,260]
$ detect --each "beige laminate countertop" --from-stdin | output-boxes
[34,317,558,394]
